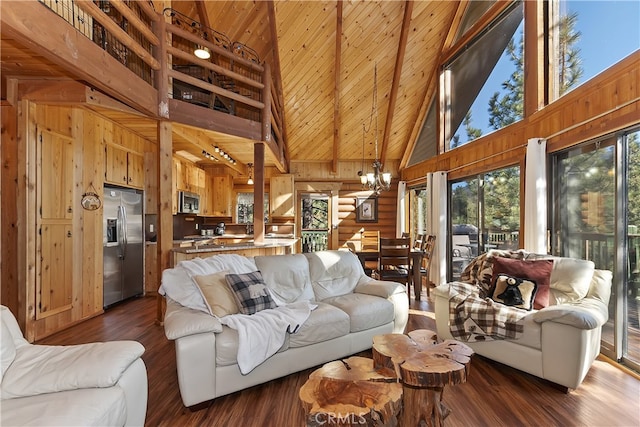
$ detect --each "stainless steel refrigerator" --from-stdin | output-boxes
[103,186,144,308]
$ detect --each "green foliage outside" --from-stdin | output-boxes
[451,12,583,236]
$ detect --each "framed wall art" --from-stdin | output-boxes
[356,196,378,223]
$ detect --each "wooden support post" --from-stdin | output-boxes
[156,121,172,324]
[254,143,265,244]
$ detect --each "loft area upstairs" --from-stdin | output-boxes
[2,0,287,173]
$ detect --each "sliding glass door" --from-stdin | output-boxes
[552,127,640,370]
[449,165,521,280]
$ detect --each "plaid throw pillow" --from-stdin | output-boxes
[225,271,277,315]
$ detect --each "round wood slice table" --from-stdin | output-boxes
[372,329,474,427]
[299,356,403,426]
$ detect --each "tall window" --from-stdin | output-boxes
[236,192,268,224]
[443,1,524,150]
[409,186,428,239]
[552,127,640,372]
[549,0,640,100]
[449,165,521,279]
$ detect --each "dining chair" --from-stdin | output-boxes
[413,233,425,251]
[378,237,411,287]
[418,235,436,297]
[360,230,380,277]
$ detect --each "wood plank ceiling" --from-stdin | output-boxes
[1,0,461,173]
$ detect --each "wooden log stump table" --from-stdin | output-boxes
[299,356,403,427]
[372,329,474,427]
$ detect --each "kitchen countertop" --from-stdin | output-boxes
[172,237,299,254]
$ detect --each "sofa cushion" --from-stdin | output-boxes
[254,254,315,305]
[215,325,289,367]
[491,274,538,311]
[2,341,144,399]
[0,386,127,427]
[490,257,554,309]
[548,258,595,304]
[586,269,613,305]
[226,271,278,315]
[288,302,350,348]
[193,271,240,317]
[323,293,394,332]
[159,255,258,314]
[463,250,527,295]
[304,251,364,300]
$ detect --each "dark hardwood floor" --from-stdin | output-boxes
[38,291,640,427]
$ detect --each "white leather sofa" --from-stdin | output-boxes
[434,250,612,390]
[160,250,409,408]
[1,305,148,426]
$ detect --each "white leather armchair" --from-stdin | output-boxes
[1,306,148,426]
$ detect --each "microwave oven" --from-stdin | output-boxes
[178,191,200,214]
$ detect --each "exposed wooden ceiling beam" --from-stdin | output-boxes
[195,0,211,29]
[331,0,343,174]
[380,0,413,168]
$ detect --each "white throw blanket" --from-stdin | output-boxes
[220,301,316,374]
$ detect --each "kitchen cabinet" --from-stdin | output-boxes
[211,175,232,216]
[105,144,144,188]
[200,174,214,216]
[173,157,205,195]
[270,174,295,218]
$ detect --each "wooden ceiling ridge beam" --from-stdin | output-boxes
[267,0,290,170]
[380,0,413,171]
[331,0,344,174]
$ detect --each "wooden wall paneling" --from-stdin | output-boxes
[289,160,400,182]
[337,183,398,249]
[1,104,19,316]
[80,109,104,318]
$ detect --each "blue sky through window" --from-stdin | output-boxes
[455,0,639,145]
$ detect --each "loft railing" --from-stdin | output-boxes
[36,1,285,158]
[39,0,158,84]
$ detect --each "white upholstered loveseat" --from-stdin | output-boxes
[434,249,612,390]
[160,250,409,408]
[0,306,148,426]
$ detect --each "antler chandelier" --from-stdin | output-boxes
[358,64,391,195]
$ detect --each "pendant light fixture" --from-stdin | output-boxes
[247,163,254,185]
[358,64,391,195]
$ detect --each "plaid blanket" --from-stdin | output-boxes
[448,281,528,342]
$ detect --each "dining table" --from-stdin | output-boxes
[355,249,425,300]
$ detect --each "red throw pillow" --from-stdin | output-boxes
[490,257,554,309]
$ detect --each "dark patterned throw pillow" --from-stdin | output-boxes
[225,271,277,315]
[491,274,538,311]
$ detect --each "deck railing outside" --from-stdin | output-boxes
[301,231,329,253]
